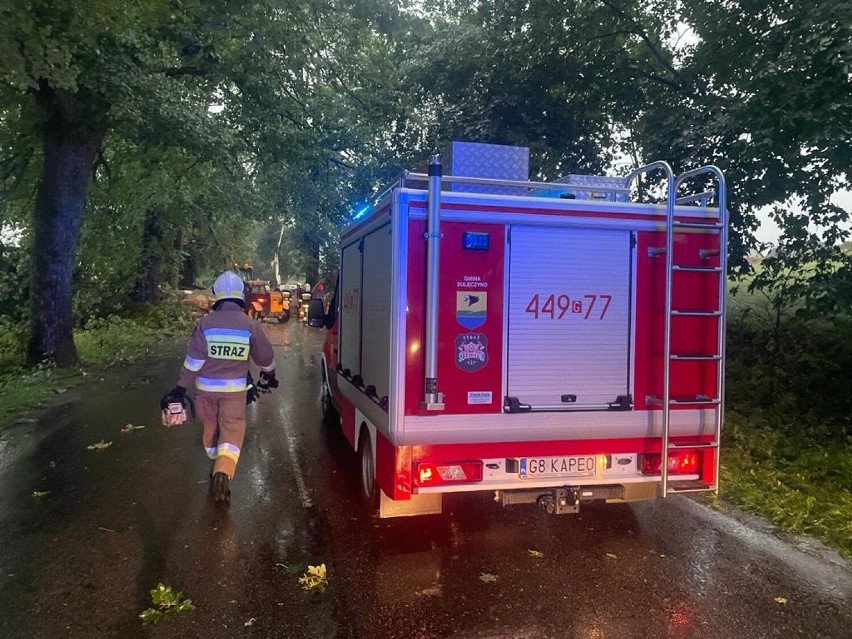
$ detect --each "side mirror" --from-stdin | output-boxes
[307,298,325,328]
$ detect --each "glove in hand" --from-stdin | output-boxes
[259,371,279,389]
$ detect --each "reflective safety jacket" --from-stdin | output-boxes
[178,301,275,393]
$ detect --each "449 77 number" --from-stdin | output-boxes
[524,293,612,320]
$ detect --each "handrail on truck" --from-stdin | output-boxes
[675,166,728,498]
[419,155,445,411]
[401,171,630,198]
[625,162,676,496]
[628,162,727,497]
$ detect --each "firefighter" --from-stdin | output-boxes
[160,270,278,506]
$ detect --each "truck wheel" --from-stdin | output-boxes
[321,381,337,423]
[279,310,290,324]
[358,430,379,508]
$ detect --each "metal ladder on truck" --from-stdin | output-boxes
[627,163,728,497]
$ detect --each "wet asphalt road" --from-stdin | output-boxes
[0,323,850,639]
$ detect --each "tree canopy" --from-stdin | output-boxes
[0,0,849,365]
[0,0,409,364]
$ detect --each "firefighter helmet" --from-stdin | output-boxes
[212,271,246,304]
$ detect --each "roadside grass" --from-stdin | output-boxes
[714,412,852,558]
[721,271,852,559]
[0,303,192,429]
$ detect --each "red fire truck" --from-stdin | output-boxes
[310,142,727,518]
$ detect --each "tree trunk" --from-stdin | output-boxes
[179,249,198,289]
[133,209,163,303]
[27,90,105,366]
[173,227,198,289]
[304,238,320,288]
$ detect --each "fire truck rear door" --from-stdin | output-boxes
[506,225,632,409]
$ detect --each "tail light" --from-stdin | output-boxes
[414,461,483,486]
[640,451,701,475]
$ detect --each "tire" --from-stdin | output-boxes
[358,429,379,508]
[278,310,290,324]
[320,365,338,424]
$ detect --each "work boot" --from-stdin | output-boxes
[212,472,231,506]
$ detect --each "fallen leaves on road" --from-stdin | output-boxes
[244,618,257,627]
[527,549,544,558]
[139,583,196,625]
[87,440,112,451]
[774,597,788,604]
[479,572,498,584]
[32,491,50,498]
[121,423,146,433]
[298,564,328,592]
[605,553,618,559]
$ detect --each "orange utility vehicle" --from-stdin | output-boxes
[238,264,291,323]
[245,280,290,323]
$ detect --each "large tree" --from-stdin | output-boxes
[0,0,404,365]
[0,1,240,363]
[635,0,852,279]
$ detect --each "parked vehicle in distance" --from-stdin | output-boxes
[245,280,290,323]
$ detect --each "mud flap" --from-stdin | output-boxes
[379,490,442,518]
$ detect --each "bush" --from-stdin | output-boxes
[0,318,26,370]
[76,303,192,368]
[722,280,852,557]
[720,413,852,557]
[726,303,852,445]
[0,302,192,428]
[0,243,29,323]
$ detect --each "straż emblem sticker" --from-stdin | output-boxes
[456,291,487,330]
[455,333,488,372]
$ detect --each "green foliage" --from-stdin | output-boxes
[720,414,852,557]
[0,240,29,322]
[0,317,27,370]
[0,365,83,426]
[1,0,413,346]
[636,0,852,275]
[75,304,191,367]
[749,210,852,317]
[727,283,852,443]
[0,302,191,428]
[404,0,678,177]
[139,583,196,625]
[724,266,852,557]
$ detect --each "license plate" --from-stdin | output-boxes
[519,456,596,479]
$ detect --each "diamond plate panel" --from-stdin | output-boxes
[445,141,529,194]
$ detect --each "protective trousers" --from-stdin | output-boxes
[195,392,247,478]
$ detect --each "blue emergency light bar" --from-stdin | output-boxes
[352,203,372,220]
[462,231,490,251]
